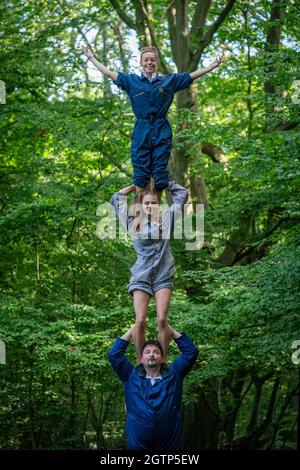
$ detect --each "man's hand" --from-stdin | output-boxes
[121,326,134,342]
[82,46,94,60]
[168,325,182,340]
[120,184,137,195]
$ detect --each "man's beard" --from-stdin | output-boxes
[147,358,158,368]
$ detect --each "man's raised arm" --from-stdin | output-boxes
[108,327,135,383]
[169,326,198,379]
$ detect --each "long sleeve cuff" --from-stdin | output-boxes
[167,181,189,206]
[108,336,130,359]
[174,332,198,360]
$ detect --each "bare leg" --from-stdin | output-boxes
[155,288,172,362]
[132,290,151,363]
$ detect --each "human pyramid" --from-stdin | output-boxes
[83,45,223,451]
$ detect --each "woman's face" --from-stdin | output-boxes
[142,193,159,218]
[140,52,157,74]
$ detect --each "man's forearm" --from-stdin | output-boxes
[89,56,118,81]
[121,326,134,342]
[169,326,182,340]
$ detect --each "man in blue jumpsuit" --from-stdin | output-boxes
[83,45,224,191]
[108,325,198,451]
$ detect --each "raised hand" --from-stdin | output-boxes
[167,325,181,340]
[210,54,225,68]
[120,184,137,195]
[82,46,94,60]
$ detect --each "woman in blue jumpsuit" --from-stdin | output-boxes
[115,68,192,191]
[110,180,188,362]
[83,45,224,190]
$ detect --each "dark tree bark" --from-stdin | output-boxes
[183,383,220,449]
[264,0,286,132]
[219,371,250,446]
[114,22,130,73]
[269,382,299,449]
[229,373,281,450]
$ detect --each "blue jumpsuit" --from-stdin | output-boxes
[115,72,193,190]
[110,181,188,296]
[108,332,198,451]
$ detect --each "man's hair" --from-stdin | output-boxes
[140,46,158,60]
[141,340,163,356]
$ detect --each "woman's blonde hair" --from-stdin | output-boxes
[140,46,158,62]
[129,179,160,233]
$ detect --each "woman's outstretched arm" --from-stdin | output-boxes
[190,55,224,80]
[82,46,118,81]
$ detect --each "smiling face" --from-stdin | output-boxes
[142,193,159,218]
[141,344,162,369]
[140,51,157,75]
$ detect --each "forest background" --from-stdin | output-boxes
[0,0,299,450]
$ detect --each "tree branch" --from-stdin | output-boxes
[190,0,212,51]
[203,0,237,46]
[167,3,178,65]
[274,119,300,131]
[77,25,96,55]
[133,0,171,74]
[190,0,237,70]
[201,143,228,164]
[230,215,300,266]
[109,0,138,31]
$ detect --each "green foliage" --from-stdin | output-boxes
[1,0,299,450]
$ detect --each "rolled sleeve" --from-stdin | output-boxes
[172,332,198,379]
[172,72,193,93]
[168,181,189,206]
[115,72,131,94]
[108,337,133,383]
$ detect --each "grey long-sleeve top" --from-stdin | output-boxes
[110,182,189,282]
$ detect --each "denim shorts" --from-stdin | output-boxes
[128,278,173,297]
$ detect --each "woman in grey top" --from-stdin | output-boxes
[110,181,188,362]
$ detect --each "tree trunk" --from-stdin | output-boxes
[264,0,286,132]
[215,213,255,266]
[102,24,112,97]
[183,383,220,449]
[220,372,247,446]
[68,374,77,448]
